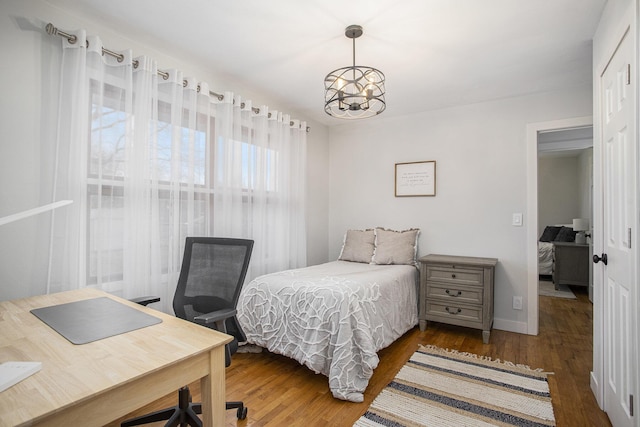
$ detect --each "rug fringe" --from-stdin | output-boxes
[418,344,552,374]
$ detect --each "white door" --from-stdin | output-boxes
[599,28,636,427]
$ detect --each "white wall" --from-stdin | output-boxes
[328,86,593,332]
[578,148,593,225]
[0,0,330,301]
[538,156,581,235]
[537,150,593,238]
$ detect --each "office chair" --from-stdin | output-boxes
[122,237,254,427]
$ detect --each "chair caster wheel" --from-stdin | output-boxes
[237,406,248,420]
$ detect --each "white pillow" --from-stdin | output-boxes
[338,229,375,263]
[372,228,420,265]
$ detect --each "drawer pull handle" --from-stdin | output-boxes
[445,306,462,315]
[451,273,456,278]
[445,289,462,297]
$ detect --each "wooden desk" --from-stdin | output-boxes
[0,288,232,427]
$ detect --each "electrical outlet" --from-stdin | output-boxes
[513,296,523,310]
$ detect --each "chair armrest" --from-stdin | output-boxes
[196,308,238,367]
[130,296,160,306]
[194,308,237,325]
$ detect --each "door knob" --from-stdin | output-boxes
[593,253,608,265]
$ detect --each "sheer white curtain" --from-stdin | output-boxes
[47,28,307,312]
[212,95,307,278]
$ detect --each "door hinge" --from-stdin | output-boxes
[630,394,634,416]
[626,64,631,85]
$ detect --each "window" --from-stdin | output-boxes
[216,137,278,192]
[48,37,306,305]
[87,82,212,287]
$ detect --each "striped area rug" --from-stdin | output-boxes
[354,345,555,427]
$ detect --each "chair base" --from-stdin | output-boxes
[226,401,248,420]
[121,386,247,427]
[192,400,248,421]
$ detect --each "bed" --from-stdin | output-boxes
[236,228,420,402]
[538,225,577,275]
[538,241,554,275]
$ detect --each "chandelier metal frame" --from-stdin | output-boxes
[324,25,386,119]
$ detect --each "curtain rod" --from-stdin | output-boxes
[45,23,310,132]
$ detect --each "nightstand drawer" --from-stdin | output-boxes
[426,265,483,286]
[426,301,482,324]
[426,283,483,305]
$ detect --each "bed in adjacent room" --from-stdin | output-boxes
[538,241,554,275]
[538,225,577,275]
[237,228,420,402]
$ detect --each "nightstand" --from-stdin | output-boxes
[418,254,498,344]
[552,242,589,289]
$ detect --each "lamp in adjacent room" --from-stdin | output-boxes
[572,218,590,244]
[324,25,386,119]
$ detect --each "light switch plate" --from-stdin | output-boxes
[512,213,523,226]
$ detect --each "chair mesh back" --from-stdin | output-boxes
[173,238,253,337]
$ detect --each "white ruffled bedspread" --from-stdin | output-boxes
[237,260,418,402]
[538,242,554,275]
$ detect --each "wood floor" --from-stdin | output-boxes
[109,284,611,427]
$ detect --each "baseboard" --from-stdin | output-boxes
[590,371,604,409]
[493,317,529,335]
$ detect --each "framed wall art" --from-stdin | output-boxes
[395,160,436,197]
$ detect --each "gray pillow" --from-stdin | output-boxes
[554,226,577,242]
[372,228,420,265]
[338,229,375,263]
[539,226,562,242]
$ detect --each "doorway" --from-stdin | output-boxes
[525,116,593,336]
[537,126,594,302]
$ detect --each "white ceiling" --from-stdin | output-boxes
[538,126,593,157]
[45,0,606,127]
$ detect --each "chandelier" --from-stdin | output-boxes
[324,25,386,119]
